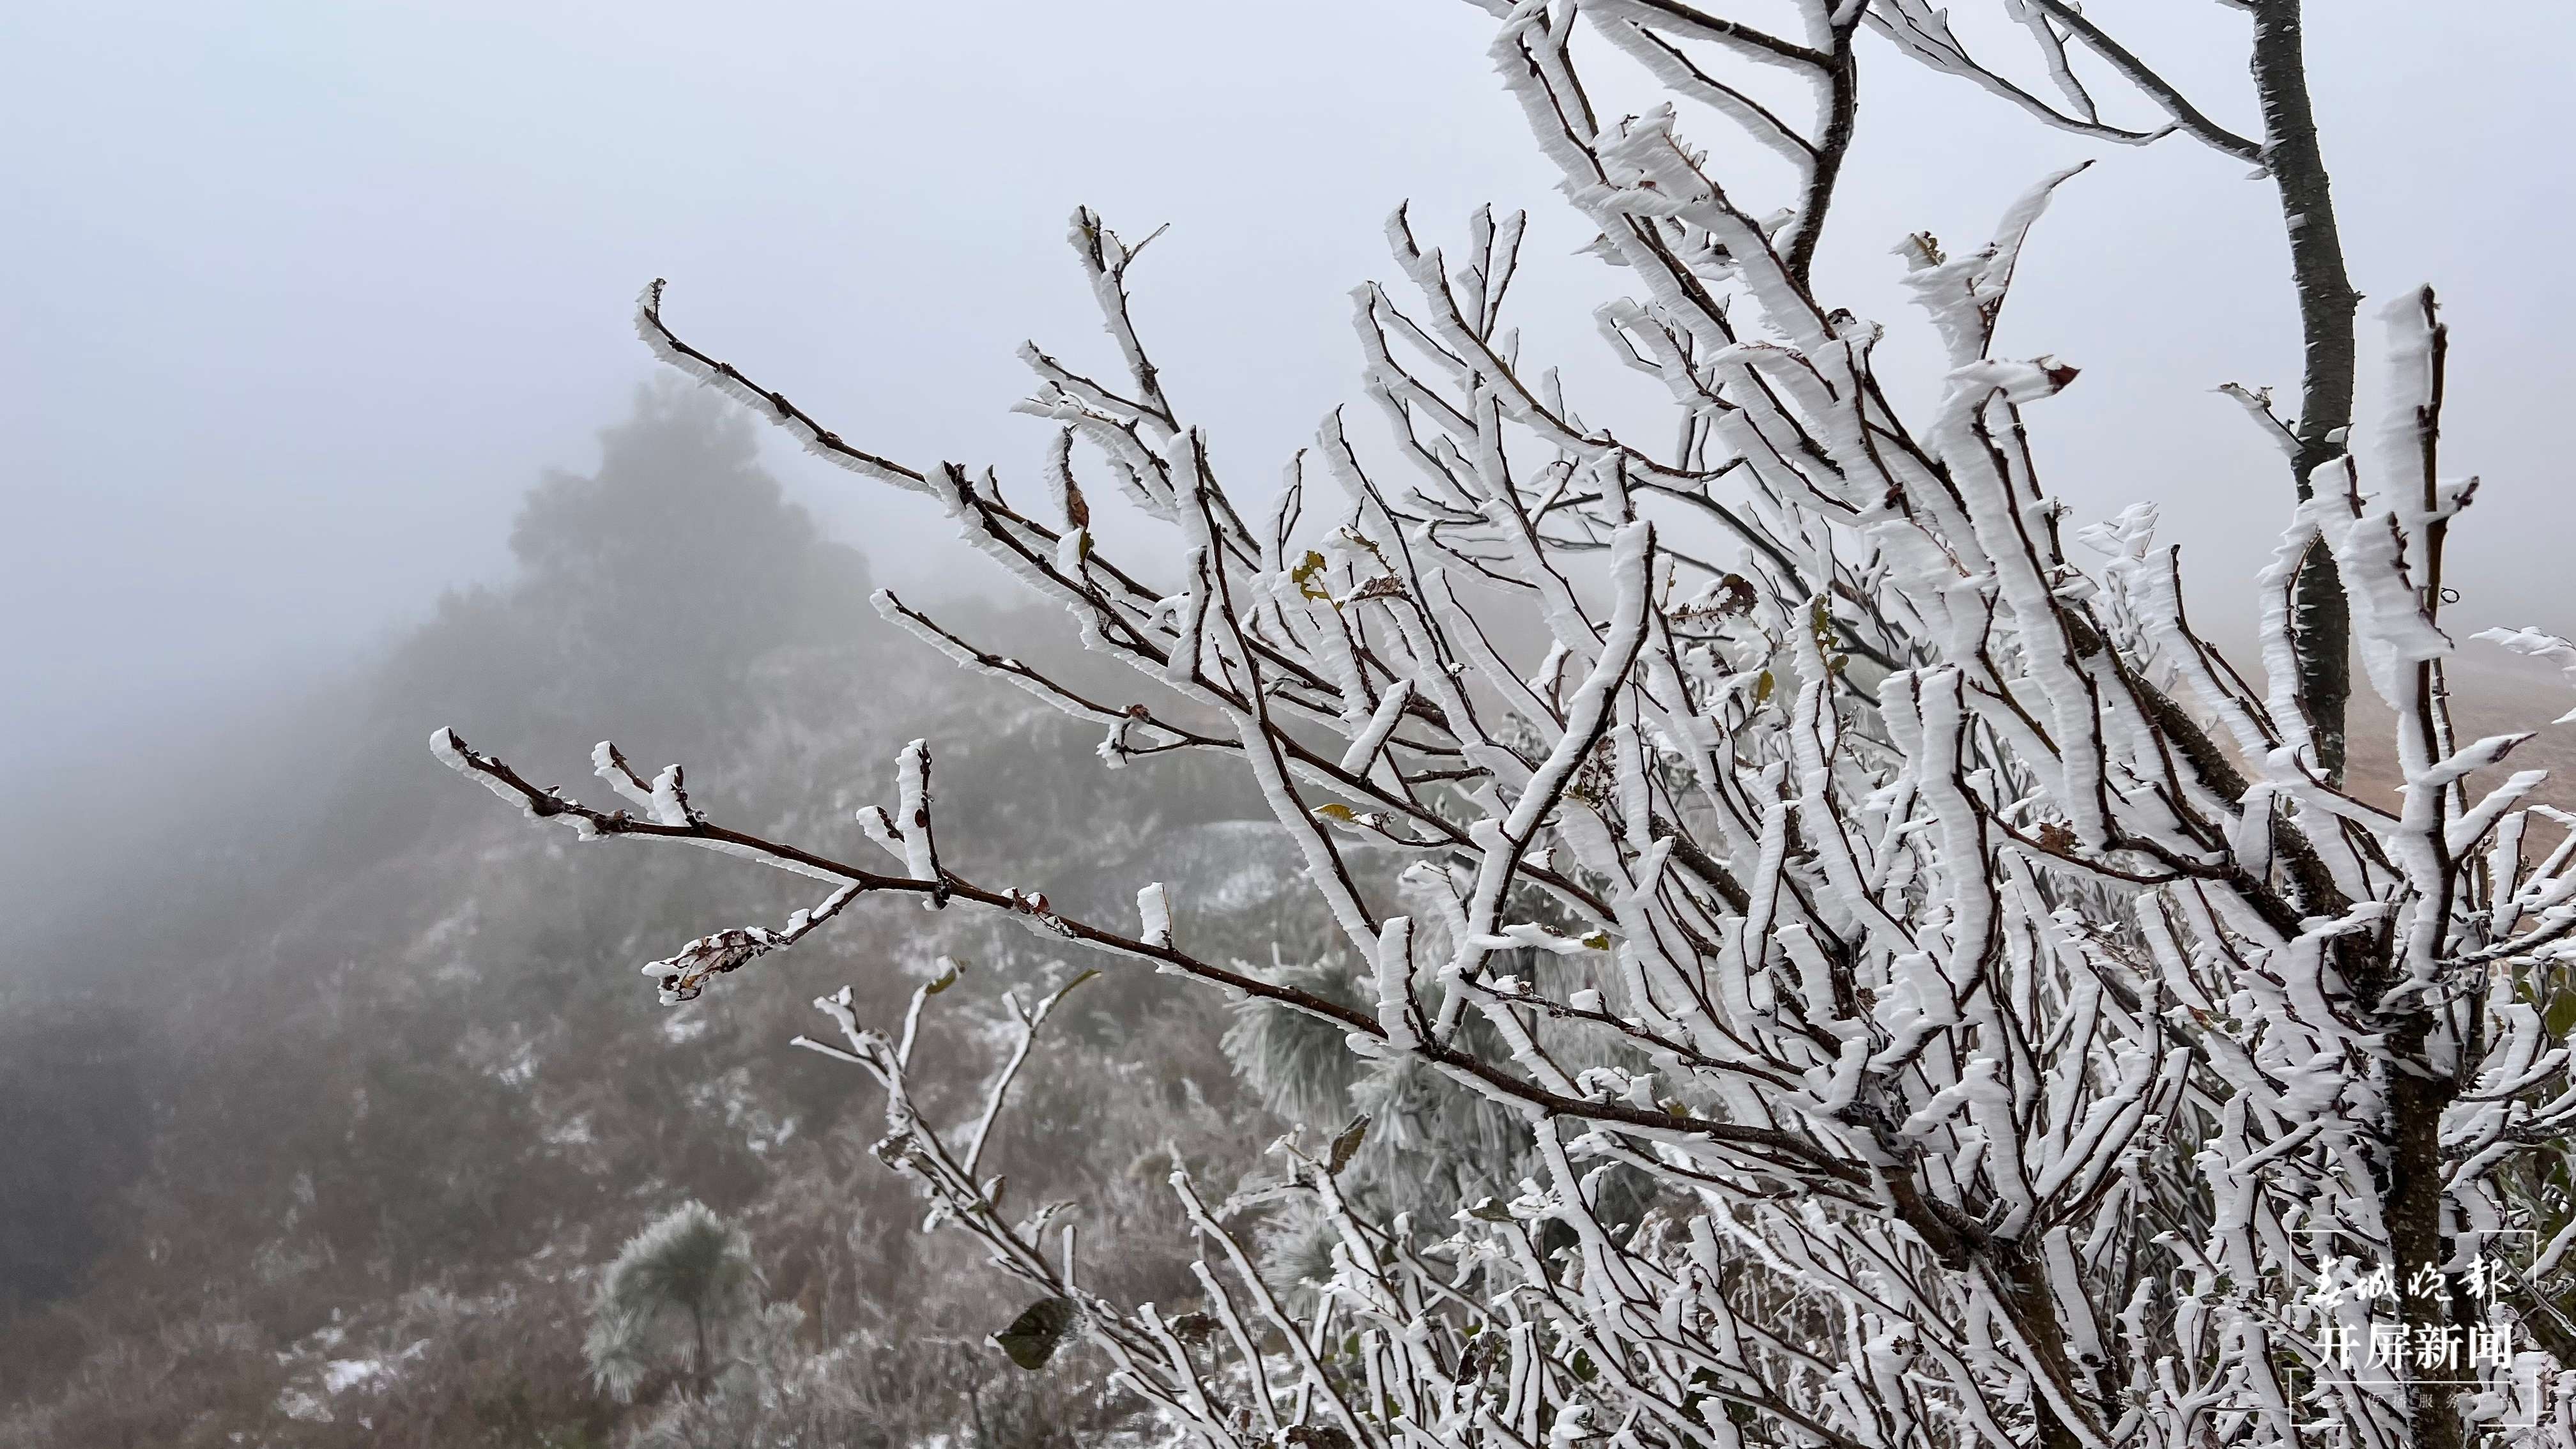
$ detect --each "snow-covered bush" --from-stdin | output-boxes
[445,3,2576,1445]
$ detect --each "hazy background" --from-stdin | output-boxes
[4,0,2572,920]
[5,6,2576,1442]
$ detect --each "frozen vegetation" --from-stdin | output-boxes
[436,3,2576,1447]
[12,4,2576,1449]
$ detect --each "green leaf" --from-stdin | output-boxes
[1328,1114,1370,1176]
[1467,1197,1514,1223]
[993,1296,1078,1370]
[924,959,962,995]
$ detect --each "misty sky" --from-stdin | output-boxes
[6,1,2573,788]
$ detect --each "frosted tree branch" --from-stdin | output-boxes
[443,5,2576,1445]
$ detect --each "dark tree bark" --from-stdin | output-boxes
[1782,26,1859,290]
[2249,0,2360,783]
[2248,14,2464,1445]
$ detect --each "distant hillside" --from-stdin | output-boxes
[0,385,1313,1448]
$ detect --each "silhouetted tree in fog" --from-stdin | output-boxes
[332,379,873,863]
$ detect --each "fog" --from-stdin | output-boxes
[13,6,2576,1441]
[4,0,2572,914]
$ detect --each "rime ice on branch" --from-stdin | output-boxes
[441,3,2576,1445]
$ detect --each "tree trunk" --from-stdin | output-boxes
[2385,1038,2467,1449]
[2249,0,2359,783]
[2251,14,2460,1445]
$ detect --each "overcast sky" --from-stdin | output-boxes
[5,1,2572,789]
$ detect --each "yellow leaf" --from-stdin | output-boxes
[1291,549,1332,602]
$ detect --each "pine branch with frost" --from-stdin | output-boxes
[587,1200,761,1402]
